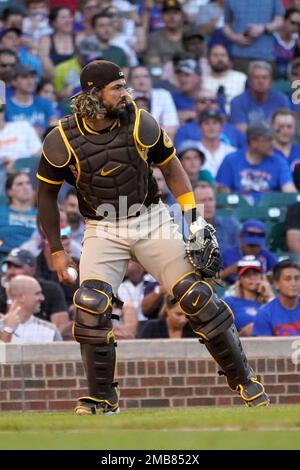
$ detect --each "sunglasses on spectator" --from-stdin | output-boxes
[197,98,217,104]
[0,105,5,112]
[289,20,300,26]
[244,231,266,237]
[0,62,16,67]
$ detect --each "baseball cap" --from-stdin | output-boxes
[177,140,206,164]
[246,121,275,141]
[80,59,125,92]
[198,109,223,124]
[13,63,36,77]
[162,0,182,13]
[175,58,201,75]
[240,219,266,247]
[78,37,102,61]
[182,26,204,42]
[4,248,36,267]
[237,256,262,276]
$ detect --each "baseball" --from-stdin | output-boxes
[67,266,78,282]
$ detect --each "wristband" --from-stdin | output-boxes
[176,192,196,212]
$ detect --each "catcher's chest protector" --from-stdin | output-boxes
[60,110,149,218]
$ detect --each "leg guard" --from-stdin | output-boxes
[173,273,270,407]
[73,279,119,414]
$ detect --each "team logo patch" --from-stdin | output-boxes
[162,129,174,148]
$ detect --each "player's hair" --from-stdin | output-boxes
[70,88,107,119]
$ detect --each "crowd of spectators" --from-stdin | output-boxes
[0,0,300,342]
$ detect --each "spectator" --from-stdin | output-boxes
[38,6,76,78]
[177,140,214,186]
[172,58,203,123]
[194,182,240,255]
[74,0,101,37]
[5,63,57,136]
[0,101,41,171]
[222,256,274,336]
[285,201,300,253]
[174,88,246,150]
[0,274,62,343]
[253,259,300,336]
[223,0,284,73]
[196,108,236,177]
[273,8,300,80]
[196,0,225,38]
[0,172,37,261]
[272,109,300,174]
[221,219,278,284]
[62,188,85,246]
[145,0,185,68]
[0,248,69,332]
[129,65,179,137]
[0,48,18,86]
[22,0,52,42]
[139,294,195,339]
[216,121,296,204]
[230,61,291,133]
[203,43,247,113]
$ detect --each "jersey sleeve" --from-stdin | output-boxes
[37,155,67,185]
[147,128,176,166]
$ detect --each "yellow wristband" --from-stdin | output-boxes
[176,192,196,212]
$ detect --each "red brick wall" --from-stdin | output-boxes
[0,357,299,411]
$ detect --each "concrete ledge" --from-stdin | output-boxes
[1,337,299,364]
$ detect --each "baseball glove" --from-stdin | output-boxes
[186,223,221,278]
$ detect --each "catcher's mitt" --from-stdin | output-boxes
[186,223,221,278]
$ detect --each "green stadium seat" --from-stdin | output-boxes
[12,157,40,188]
[216,193,250,210]
[275,252,300,264]
[258,192,300,208]
[234,205,286,223]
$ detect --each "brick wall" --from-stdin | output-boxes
[0,339,299,411]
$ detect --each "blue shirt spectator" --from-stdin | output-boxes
[0,205,37,258]
[214,215,241,255]
[273,144,300,173]
[174,121,246,150]
[223,296,261,331]
[224,0,284,61]
[253,297,300,335]
[230,89,291,127]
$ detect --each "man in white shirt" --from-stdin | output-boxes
[202,43,247,114]
[0,275,62,343]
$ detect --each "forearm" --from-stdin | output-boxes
[223,24,239,42]
[37,182,63,253]
[160,156,193,200]
[265,15,283,33]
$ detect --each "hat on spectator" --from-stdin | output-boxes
[177,140,206,164]
[198,108,223,124]
[0,27,22,40]
[175,58,201,75]
[182,26,204,42]
[78,37,102,61]
[4,248,36,267]
[240,219,266,247]
[246,121,275,141]
[162,0,182,13]
[13,63,36,77]
[237,256,262,276]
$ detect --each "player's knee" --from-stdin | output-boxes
[73,279,114,344]
[172,272,233,340]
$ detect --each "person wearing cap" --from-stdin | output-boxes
[196,108,236,177]
[0,275,62,343]
[145,0,185,68]
[230,61,290,134]
[0,248,69,333]
[177,140,214,186]
[172,57,203,124]
[221,219,278,284]
[216,120,296,204]
[37,59,269,414]
[5,63,57,136]
[222,256,274,336]
[173,88,246,151]
[253,259,300,336]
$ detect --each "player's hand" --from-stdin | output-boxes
[52,250,77,285]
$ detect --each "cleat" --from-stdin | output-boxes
[74,397,120,415]
[236,376,270,407]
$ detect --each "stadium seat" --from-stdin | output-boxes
[258,192,300,208]
[216,193,250,210]
[234,206,286,223]
[12,157,40,188]
[276,252,300,264]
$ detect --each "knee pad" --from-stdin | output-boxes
[172,272,233,340]
[73,279,116,345]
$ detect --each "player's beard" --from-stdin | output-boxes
[105,101,131,119]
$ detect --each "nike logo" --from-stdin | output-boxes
[100,164,121,176]
[192,294,200,308]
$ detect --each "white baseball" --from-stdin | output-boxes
[67,266,78,282]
